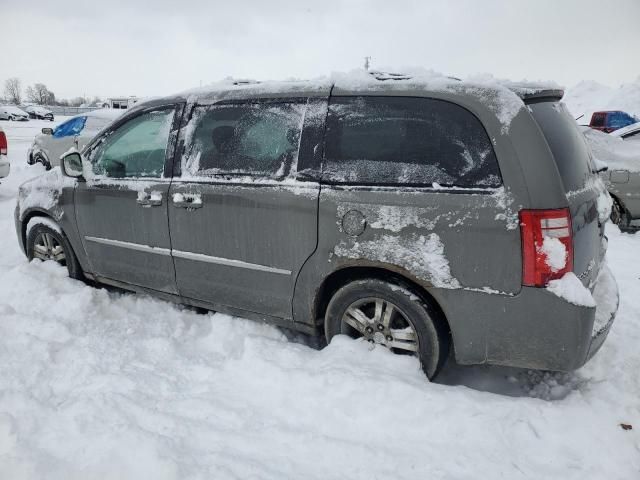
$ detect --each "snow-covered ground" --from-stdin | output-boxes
[0,115,639,479]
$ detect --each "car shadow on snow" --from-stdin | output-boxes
[434,360,586,400]
[279,327,585,401]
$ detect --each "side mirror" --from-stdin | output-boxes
[61,152,85,180]
[42,128,53,135]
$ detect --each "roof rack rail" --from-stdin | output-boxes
[369,70,462,82]
[221,77,260,86]
[369,70,412,81]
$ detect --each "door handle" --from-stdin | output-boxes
[172,193,202,209]
[137,192,163,207]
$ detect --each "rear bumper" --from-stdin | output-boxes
[435,263,619,371]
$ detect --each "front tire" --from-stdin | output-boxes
[324,279,449,380]
[34,154,51,170]
[26,223,83,280]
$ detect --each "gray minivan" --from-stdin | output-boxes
[15,74,619,379]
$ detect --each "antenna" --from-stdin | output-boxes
[364,56,371,71]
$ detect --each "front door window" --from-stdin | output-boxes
[89,109,174,178]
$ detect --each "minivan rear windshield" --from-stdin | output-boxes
[529,102,592,193]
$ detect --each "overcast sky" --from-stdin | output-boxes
[3,0,639,100]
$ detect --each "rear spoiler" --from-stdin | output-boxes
[507,83,564,103]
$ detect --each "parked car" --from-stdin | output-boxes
[28,109,123,168]
[611,121,640,142]
[23,105,54,121]
[0,126,8,179]
[589,110,638,133]
[0,106,29,121]
[582,126,640,230]
[14,74,618,380]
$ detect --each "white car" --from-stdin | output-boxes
[0,106,29,121]
[28,109,123,168]
[0,126,8,179]
[611,121,640,142]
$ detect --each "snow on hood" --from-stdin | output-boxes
[17,167,75,219]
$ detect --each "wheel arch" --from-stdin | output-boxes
[20,209,66,251]
[313,265,452,345]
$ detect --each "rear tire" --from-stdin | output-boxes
[26,223,83,280]
[324,278,449,380]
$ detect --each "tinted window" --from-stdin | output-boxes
[590,113,605,127]
[53,117,86,138]
[183,102,305,177]
[323,96,501,187]
[530,102,592,192]
[609,112,635,129]
[89,109,174,178]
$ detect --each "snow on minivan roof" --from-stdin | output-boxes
[173,70,562,134]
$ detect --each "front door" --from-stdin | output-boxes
[168,99,322,319]
[75,104,182,293]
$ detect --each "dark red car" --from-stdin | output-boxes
[589,110,638,133]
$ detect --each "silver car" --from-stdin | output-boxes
[28,109,123,169]
[582,126,640,229]
[0,105,29,121]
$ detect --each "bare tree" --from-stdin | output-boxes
[4,78,22,104]
[26,83,55,106]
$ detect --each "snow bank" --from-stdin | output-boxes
[564,78,640,121]
[547,272,596,308]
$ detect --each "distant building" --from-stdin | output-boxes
[101,97,139,109]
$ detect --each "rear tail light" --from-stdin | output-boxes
[0,131,7,155]
[520,208,573,287]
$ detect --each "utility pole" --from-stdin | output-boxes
[364,56,371,71]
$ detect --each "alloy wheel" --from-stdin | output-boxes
[341,297,419,354]
[33,232,66,264]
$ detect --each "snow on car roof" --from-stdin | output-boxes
[84,108,126,120]
[611,121,640,138]
[1,106,28,114]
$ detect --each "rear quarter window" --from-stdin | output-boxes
[529,102,593,193]
[323,96,501,188]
